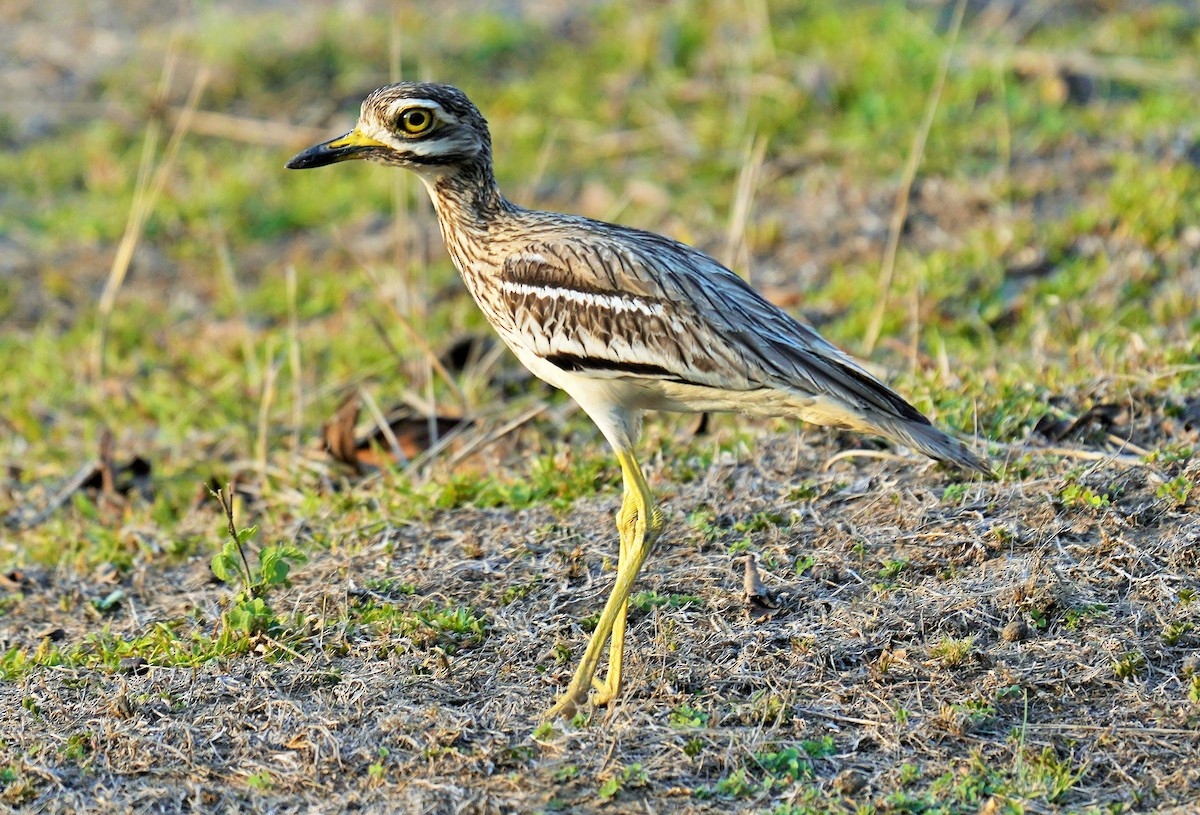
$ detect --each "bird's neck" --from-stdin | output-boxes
[424,159,513,258]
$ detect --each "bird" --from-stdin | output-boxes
[286,82,989,720]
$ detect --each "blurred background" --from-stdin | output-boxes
[1,0,1198,555]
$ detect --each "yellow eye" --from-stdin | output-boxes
[398,108,434,135]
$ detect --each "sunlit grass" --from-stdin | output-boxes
[2,4,1199,812]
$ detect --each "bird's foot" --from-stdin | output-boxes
[591,674,622,707]
[543,685,589,722]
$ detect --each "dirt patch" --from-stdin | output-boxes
[3,1,1200,813]
[3,423,1199,812]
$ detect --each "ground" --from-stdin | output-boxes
[1,1,1199,813]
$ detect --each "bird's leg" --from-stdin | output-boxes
[588,485,635,704]
[591,455,663,704]
[543,450,663,721]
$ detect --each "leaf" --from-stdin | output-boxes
[236,524,259,545]
[597,777,621,800]
[258,547,289,586]
[275,545,308,565]
[259,545,307,587]
[227,598,273,634]
[210,540,242,584]
[323,391,470,473]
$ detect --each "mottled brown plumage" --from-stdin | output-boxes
[288,81,989,719]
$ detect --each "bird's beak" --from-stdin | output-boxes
[285,128,387,169]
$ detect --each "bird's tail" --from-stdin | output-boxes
[871,416,993,476]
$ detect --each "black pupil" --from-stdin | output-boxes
[406,111,428,129]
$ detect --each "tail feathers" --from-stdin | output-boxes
[874,417,993,477]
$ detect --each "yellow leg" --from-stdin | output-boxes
[590,487,636,705]
[543,449,663,721]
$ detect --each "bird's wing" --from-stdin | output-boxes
[497,230,931,428]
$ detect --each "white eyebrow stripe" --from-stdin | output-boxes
[500,279,667,318]
[384,98,458,123]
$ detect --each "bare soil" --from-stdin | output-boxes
[2,2,1199,814]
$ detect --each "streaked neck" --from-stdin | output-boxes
[425,159,510,231]
[420,159,516,274]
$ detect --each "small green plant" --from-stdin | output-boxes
[1059,482,1110,509]
[552,764,579,782]
[1112,651,1146,679]
[786,480,820,501]
[631,590,704,612]
[711,743,823,799]
[793,555,816,575]
[714,767,755,798]
[942,483,970,502]
[1189,675,1200,704]
[501,579,538,606]
[368,747,389,781]
[246,771,273,790]
[1146,444,1194,464]
[1063,603,1107,631]
[801,736,836,758]
[733,511,787,533]
[632,589,670,611]
[1156,476,1194,507]
[931,636,975,667]
[874,558,909,590]
[755,746,812,785]
[209,487,307,635]
[61,732,91,763]
[668,704,708,728]
[740,690,791,725]
[686,508,723,542]
[942,698,997,734]
[597,763,647,800]
[0,762,36,806]
[962,698,997,724]
[421,605,485,637]
[1162,621,1193,646]
[1028,608,1052,631]
[727,536,753,555]
[990,524,1016,544]
[1014,746,1086,803]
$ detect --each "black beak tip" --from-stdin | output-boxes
[285,146,324,170]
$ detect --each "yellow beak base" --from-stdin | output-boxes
[285,129,387,169]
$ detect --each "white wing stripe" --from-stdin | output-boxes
[499,279,666,319]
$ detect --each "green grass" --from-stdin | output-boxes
[4,1,1200,813]
[3,1,1197,492]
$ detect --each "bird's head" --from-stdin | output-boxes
[286,82,491,175]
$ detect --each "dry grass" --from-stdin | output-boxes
[3,1,1200,813]
[3,424,1198,812]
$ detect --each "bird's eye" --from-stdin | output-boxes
[398,108,434,135]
